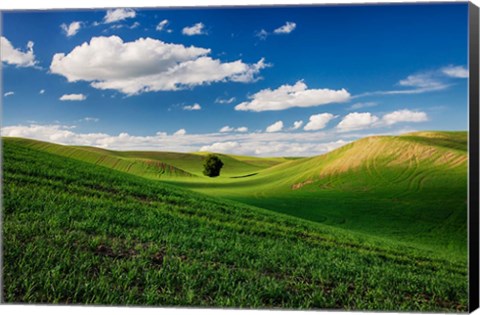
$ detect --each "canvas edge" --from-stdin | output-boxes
[469,1,480,313]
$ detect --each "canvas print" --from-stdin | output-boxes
[0,3,473,312]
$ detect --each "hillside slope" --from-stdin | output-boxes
[167,131,468,257]
[5,137,194,179]
[2,132,468,256]
[2,138,467,310]
[4,138,290,179]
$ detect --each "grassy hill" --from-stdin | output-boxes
[3,132,468,258]
[166,131,468,258]
[5,137,291,179]
[2,137,468,310]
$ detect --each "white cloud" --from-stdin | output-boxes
[182,22,206,36]
[0,36,37,67]
[235,80,351,112]
[174,128,186,136]
[1,124,79,144]
[220,126,234,133]
[59,94,87,101]
[220,126,248,133]
[266,121,284,133]
[236,127,248,133]
[337,112,379,132]
[215,97,236,104]
[61,21,82,37]
[50,36,267,95]
[2,123,423,157]
[304,113,336,131]
[291,120,303,130]
[256,22,295,40]
[200,139,348,156]
[381,109,428,125]
[273,21,296,34]
[2,122,394,157]
[183,103,202,111]
[442,65,468,78]
[397,73,447,92]
[4,91,14,97]
[156,19,169,31]
[103,8,136,24]
[39,89,45,94]
[337,109,428,132]
[200,141,239,152]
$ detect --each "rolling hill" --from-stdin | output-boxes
[170,131,468,257]
[2,131,468,258]
[1,136,468,310]
[5,137,292,179]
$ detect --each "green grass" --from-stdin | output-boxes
[163,131,468,259]
[5,137,290,179]
[4,132,467,258]
[2,138,468,310]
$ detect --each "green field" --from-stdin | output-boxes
[1,131,468,311]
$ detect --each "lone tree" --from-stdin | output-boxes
[203,154,224,177]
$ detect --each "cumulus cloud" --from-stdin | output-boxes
[381,109,428,125]
[273,21,296,34]
[183,103,202,111]
[304,113,336,131]
[103,8,136,24]
[61,21,82,37]
[235,80,350,112]
[156,19,169,31]
[291,120,304,130]
[4,91,14,97]
[219,126,234,133]
[215,97,236,104]
[50,36,267,95]
[442,65,468,78]
[266,121,284,133]
[182,23,206,36]
[236,127,248,133]
[337,112,379,132]
[337,109,428,132]
[59,94,87,101]
[174,128,186,136]
[1,36,37,67]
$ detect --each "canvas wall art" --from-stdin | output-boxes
[1,1,479,312]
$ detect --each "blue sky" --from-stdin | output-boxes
[1,3,469,156]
